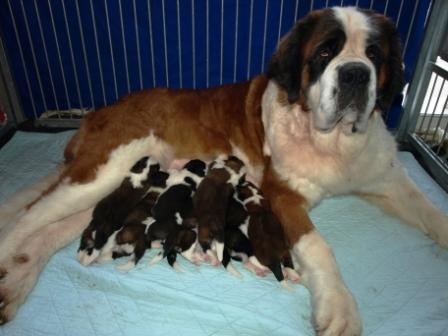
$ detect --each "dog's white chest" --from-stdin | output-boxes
[262,81,398,206]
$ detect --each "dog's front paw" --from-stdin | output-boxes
[312,284,362,336]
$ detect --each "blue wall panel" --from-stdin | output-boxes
[0,0,432,128]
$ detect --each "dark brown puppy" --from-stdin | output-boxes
[236,181,300,286]
[193,155,246,265]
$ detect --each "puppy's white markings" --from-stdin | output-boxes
[226,263,242,278]
[175,212,182,225]
[148,252,164,266]
[284,267,301,283]
[214,241,224,263]
[150,240,162,249]
[206,249,219,266]
[280,280,294,292]
[78,249,100,266]
[181,241,198,264]
[143,216,156,234]
[172,262,185,273]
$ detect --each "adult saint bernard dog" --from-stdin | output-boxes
[0,6,447,336]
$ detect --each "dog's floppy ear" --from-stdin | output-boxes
[267,14,318,104]
[376,18,405,112]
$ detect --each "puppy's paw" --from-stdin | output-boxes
[225,263,242,278]
[77,248,100,266]
[148,252,164,266]
[283,267,301,283]
[116,260,136,272]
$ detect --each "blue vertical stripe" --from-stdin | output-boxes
[0,0,431,128]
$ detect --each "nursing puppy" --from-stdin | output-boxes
[77,157,160,265]
[236,181,300,287]
[152,159,206,226]
[110,170,169,271]
[193,155,246,265]
[148,159,206,270]
[156,227,200,272]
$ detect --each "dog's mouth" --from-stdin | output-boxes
[313,91,373,135]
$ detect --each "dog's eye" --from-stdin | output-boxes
[318,47,332,58]
[366,45,383,63]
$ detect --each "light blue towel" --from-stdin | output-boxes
[0,131,447,336]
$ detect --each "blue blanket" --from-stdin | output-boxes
[1,131,447,336]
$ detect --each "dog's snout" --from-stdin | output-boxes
[338,63,370,87]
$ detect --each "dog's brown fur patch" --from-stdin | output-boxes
[261,163,313,247]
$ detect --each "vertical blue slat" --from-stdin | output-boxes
[5,0,38,118]
[47,0,71,111]
[88,0,107,106]
[233,0,239,82]
[21,0,48,113]
[177,0,183,88]
[33,0,59,111]
[0,0,434,127]
[147,0,156,87]
[61,0,84,109]
[104,0,118,101]
[74,0,95,109]
[133,0,143,90]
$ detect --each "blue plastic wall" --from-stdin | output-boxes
[0,0,432,128]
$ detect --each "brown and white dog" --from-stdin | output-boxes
[1,7,447,335]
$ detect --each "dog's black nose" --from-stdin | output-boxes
[338,63,370,87]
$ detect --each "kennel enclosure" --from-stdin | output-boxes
[0,0,447,190]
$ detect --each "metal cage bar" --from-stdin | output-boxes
[0,0,431,129]
[398,0,448,191]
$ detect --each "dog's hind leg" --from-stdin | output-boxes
[359,165,448,247]
[0,167,63,232]
[0,207,93,324]
[0,177,117,256]
[0,133,169,256]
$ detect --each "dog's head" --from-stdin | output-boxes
[267,7,404,134]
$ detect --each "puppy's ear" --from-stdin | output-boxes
[376,18,405,112]
[267,14,318,104]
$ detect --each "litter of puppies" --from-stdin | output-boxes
[77,155,300,288]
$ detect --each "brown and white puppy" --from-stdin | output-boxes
[147,159,206,270]
[221,194,253,277]
[110,170,169,271]
[77,156,160,266]
[193,155,246,265]
[2,8,447,336]
[235,181,300,288]
[152,159,206,226]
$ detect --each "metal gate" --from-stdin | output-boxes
[398,0,448,191]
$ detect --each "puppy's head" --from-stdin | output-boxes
[129,156,160,188]
[209,155,247,185]
[236,181,268,213]
[267,7,404,134]
[183,159,207,177]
